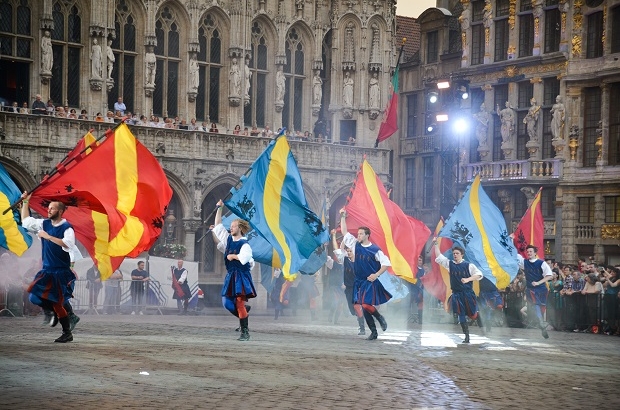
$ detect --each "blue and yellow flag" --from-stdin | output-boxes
[0,163,32,256]
[438,175,518,290]
[225,135,329,280]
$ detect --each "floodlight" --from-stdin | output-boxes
[437,81,450,89]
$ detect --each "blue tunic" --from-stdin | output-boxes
[172,267,191,300]
[221,235,256,299]
[27,219,75,304]
[524,259,548,306]
[448,260,478,318]
[353,242,392,306]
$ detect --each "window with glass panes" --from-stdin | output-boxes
[283,28,305,132]
[583,87,601,167]
[153,6,181,117]
[612,7,620,53]
[514,188,527,218]
[518,1,534,57]
[586,11,603,59]
[609,82,620,165]
[605,196,620,223]
[196,13,222,123]
[542,77,560,159]
[405,158,415,209]
[541,187,555,218]
[0,0,32,105]
[516,82,532,160]
[406,93,418,138]
[108,0,136,114]
[471,1,485,65]
[427,30,438,63]
[493,84,508,161]
[244,21,268,129]
[50,0,81,107]
[578,197,595,224]
[423,157,434,208]
[495,0,509,62]
[544,1,561,53]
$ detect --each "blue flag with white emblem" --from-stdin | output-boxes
[438,175,518,289]
[0,163,32,256]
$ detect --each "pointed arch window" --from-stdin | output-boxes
[153,6,180,117]
[283,28,305,132]
[0,0,32,105]
[108,0,136,113]
[244,21,268,128]
[50,0,81,107]
[196,13,222,123]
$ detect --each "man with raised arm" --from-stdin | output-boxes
[340,208,392,340]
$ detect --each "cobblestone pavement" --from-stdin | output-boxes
[1,309,619,410]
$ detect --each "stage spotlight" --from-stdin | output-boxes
[436,113,449,122]
[428,92,439,104]
[457,85,469,100]
[453,118,469,133]
[437,81,450,89]
[426,123,437,134]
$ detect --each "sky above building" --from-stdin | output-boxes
[396,0,437,18]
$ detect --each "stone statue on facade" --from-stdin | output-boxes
[483,0,493,28]
[550,95,565,140]
[106,39,115,79]
[90,39,102,79]
[343,71,354,107]
[275,66,285,103]
[312,70,322,105]
[229,58,241,97]
[368,72,380,110]
[244,58,251,100]
[145,46,156,86]
[41,30,53,73]
[473,103,490,148]
[189,54,199,92]
[523,97,540,142]
[496,101,515,143]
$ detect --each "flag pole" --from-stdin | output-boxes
[2,120,128,215]
[374,38,406,148]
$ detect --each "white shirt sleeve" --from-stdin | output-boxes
[178,269,187,284]
[541,261,553,278]
[517,253,525,269]
[468,263,483,280]
[333,249,345,264]
[237,243,253,265]
[435,252,450,270]
[325,257,334,269]
[213,223,229,254]
[342,232,357,251]
[23,217,75,254]
[375,249,391,267]
[22,216,43,232]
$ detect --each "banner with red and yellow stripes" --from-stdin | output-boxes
[344,160,430,284]
[513,187,544,260]
[30,124,172,280]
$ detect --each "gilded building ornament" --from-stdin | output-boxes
[572,35,582,57]
[508,0,516,29]
[601,224,620,240]
[505,65,518,77]
[529,77,542,84]
[534,17,540,38]
[574,1,583,30]
[507,45,516,55]
[485,27,490,47]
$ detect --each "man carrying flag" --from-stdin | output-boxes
[433,239,483,344]
[20,193,80,343]
[340,208,391,341]
[517,244,553,339]
[212,199,256,341]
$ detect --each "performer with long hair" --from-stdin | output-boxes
[211,200,256,341]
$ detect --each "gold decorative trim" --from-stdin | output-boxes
[601,224,620,240]
[468,61,567,85]
[507,45,516,55]
[574,1,583,30]
[509,0,516,29]
[530,77,542,84]
[485,27,490,47]
[572,35,582,57]
[505,65,518,77]
[534,17,540,38]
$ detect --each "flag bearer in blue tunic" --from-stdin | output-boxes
[517,244,553,339]
[340,208,392,341]
[434,240,483,343]
[212,199,256,341]
[21,194,80,343]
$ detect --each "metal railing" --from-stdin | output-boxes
[70,279,165,315]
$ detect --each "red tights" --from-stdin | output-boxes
[235,297,248,319]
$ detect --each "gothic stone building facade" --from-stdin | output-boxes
[0,0,399,293]
[392,0,620,266]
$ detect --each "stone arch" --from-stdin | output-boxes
[0,158,37,192]
[163,169,192,220]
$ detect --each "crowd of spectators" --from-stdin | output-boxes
[505,258,620,335]
[2,96,359,145]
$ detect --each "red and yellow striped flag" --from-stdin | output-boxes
[423,219,453,309]
[513,187,544,260]
[30,124,172,279]
[344,160,430,284]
